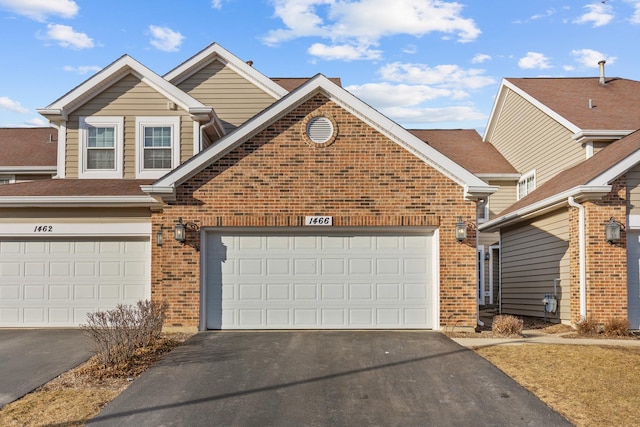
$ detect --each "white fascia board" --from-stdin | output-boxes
[475,173,521,181]
[479,185,612,232]
[164,43,289,100]
[585,148,640,186]
[0,222,151,237]
[39,55,211,120]
[484,79,581,142]
[0,166,57,173]
[0,196,160,208]
[572,129,632,143]
[151,75,494,193]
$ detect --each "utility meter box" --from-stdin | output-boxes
[542,293,557,313]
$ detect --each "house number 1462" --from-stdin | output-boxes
[33,225,53,232]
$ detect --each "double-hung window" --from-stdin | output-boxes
[79,116,124,178]
[135,117,180,178]
[517,170,536,200]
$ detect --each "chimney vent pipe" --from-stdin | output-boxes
[598,60,606,84]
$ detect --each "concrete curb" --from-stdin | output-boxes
[450,330,640,348]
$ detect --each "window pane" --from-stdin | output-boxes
[144,127,171,147]
[87,149,115,169]
[144,148,172,169]
[88,127,115,148]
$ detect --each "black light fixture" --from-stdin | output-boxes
[455,216,467,242]
[174,217,200,250]
[156,226,163,247]
[605,217,621,244]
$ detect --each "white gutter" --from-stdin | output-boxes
[0,196,160,208]
[479,185,611,232]
[568,196,587,320]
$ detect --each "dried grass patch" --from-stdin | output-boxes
[0,332,193,427]
[476,345,640,427]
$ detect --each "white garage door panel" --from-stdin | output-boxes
[206,232,434,329]
[0,239,150,327]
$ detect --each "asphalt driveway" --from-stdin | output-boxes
[90,331,571,426]
[0,329,91,408]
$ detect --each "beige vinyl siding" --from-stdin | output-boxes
[177,60,277,133]
[627,164,640,215]
[478,181,516,248]
[490,89,583,187]
[66,74,193,178]
[501,209,570,323]
[487,180,517,217]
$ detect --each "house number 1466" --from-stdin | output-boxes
[305,216,333,226]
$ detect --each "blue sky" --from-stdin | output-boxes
[0,0,639,132]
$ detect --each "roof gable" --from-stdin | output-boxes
[164,43,289,100]
[145,75,496,200]
[485,77,640,142]
[480,129,640,231]
[37,55,213,122]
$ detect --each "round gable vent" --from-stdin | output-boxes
[306,116,334,143]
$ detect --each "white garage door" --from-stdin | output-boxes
[205,229,435,329]
[0,238,150,327]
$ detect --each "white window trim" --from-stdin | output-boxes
[517,169,536,200]
[135,116,181,179]
[0,175,15,184]
[79,116,124,179]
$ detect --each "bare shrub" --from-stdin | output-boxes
[492,314,524,336]
[603,317,632,337]
[81,300,167,367]
[576,317,600,336]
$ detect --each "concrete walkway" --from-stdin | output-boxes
[451,329,640,348]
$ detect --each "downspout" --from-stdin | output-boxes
[476,202,484,327]
[568,196,587,319]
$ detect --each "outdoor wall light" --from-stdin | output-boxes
[605,217,621,244]
[174,217,200,249]
[156,227,163,247]
[455,216,467,242]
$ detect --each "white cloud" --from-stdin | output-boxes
[25,117,47,127]
[570,48,616,68]
[379,62,495,90]
[518,52,551,69]
[573,3,614,27]
[63,65,101,75]
[531,8,556,20]
[625,0,640,23]
[379,105,486,124]
[211,0,228,9]
[43,24,93,49]
[149,25,185,52]
[471,53,491,64]
[346,82,454,108]
[308,42,382,60]
[0,0,78,21]
[0,96,28,113]
[263,0,480,60]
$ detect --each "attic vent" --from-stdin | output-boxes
[306,117,334,143]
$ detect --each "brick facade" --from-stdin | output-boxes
[569,176,628,325]
[152,94,478,329]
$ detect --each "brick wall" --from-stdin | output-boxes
[569,176,628,325]
[152,94,477,329]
